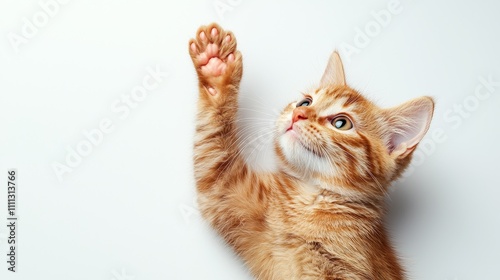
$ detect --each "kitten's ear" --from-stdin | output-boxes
[385,97,435,158]
[320,51,346,87]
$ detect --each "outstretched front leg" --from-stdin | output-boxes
[189,24,274,279]
[189,23,244,191]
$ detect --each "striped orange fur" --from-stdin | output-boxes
[189,23,434,280]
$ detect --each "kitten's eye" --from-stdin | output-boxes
[331,116,353,130]
[296,98,312,107]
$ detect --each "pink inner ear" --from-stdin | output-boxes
[387,97,434,156]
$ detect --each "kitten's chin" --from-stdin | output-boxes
[276,133,334,177]
[283,129,311,153]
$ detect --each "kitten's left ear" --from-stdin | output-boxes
[385,96,435,158]
[320,51,346,87]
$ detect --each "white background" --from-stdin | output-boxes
[1,0,499,279]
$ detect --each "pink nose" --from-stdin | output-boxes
[292,107,308,124]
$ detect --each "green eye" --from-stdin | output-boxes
[331,116,353,130]
[296,98,312,107]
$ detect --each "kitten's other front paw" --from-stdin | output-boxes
[189,23,242,96]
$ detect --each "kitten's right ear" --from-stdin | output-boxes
[385,96,435,158]
[320,51,346,87]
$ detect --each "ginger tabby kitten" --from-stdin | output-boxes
[189,23,434,280]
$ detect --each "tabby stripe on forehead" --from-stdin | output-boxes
[330,91,355,102]
[342,94,361,107]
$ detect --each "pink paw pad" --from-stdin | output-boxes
[194,30,234,77]
[189,24,239,96]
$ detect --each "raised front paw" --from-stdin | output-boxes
[189,23,242,96]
